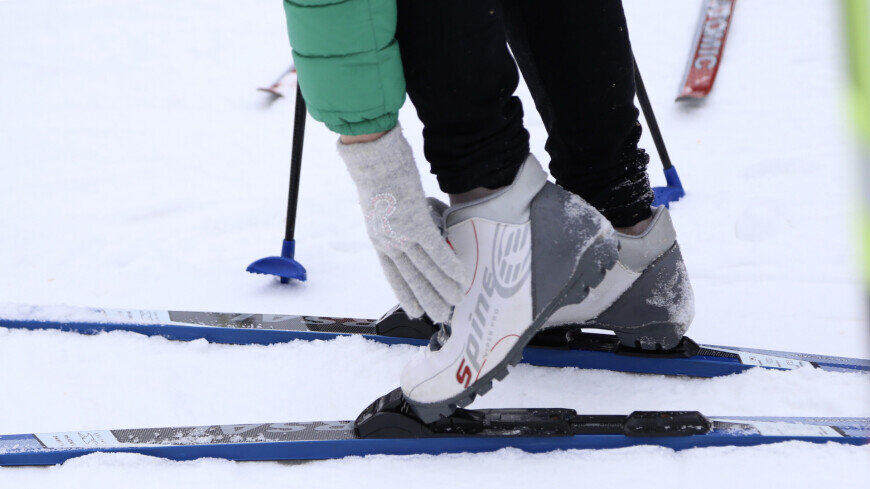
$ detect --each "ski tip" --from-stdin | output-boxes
[257,87,284,97]
[257,88,284,108]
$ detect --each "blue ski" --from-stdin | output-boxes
[1,304,867,377]
[1,389,867,466]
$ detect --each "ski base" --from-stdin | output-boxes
[1,388,867,466]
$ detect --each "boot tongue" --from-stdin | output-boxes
[443,154,548,229]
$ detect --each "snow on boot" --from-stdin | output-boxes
[400,155,619,422]
[544,206,694,350]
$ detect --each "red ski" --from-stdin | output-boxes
[258,64,296,103]
[677,0,736,101]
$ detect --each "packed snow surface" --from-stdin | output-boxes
[1,0,868,487]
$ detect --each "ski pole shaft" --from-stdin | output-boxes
[284,84,306,242]
[633,57,674,171]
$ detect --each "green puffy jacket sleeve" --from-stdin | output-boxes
[284,0,406,136]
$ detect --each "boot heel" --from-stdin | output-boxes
[586,243,694,351]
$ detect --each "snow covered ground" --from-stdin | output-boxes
[1,0,868,487]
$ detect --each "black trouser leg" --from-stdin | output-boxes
[395,0,529,193]
[396,0,652,227]
[501,0,653,227]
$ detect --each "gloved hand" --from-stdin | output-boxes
[337,124,468,323]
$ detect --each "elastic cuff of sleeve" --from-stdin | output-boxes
[327,113,398,136]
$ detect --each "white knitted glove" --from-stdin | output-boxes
[337,125,468,323]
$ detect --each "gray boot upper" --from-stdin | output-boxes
[545,205,694,349]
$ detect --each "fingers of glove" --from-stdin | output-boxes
[419,236,470,292]
[390,252,453,324]
[377,253,425,319]
[405,243,466,306]
[425,197,449,225]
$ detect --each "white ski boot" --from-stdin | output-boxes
[400,155,619,422]
[544,205,694,350]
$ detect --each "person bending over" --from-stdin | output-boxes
[284,0,693,422]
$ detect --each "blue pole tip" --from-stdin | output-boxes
[246,240,307,282]
[652,166,685,208]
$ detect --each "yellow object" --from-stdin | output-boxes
[845,0,870,140]
[844,0,870,282]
